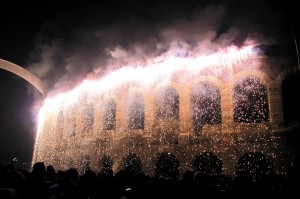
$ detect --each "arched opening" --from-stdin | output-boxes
[128,92,144,130]
[155,152,179,180]
[66,104,77,137]
[236,152,274,181]
[66,157,74,169]
[192,83,222,136]
[153,87,180,144]
[99,154,113,175]
[51,156,60,169]
[124,153,143,175]
[82,103,94,133]
[282,71,300,127]
[155,87,179,123]
[103,99,116,130]
[233,77,270,123]
[192,152,223,176]
[79,155,91,174]
[56,110,64,139]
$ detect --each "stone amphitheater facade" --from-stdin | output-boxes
[32,56,294,177]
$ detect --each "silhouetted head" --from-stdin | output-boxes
[66,168,79,182]
[47,165,56,174]
[32,162,46,174]
[182,170,194,183]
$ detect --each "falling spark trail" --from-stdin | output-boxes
[33,43,290,177]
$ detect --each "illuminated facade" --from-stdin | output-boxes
[32,56,293,177]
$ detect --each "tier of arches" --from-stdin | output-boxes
[56,151,274,181]
[55,74,271,137]
[34,67,292,178]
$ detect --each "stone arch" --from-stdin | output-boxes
[127,92,145,130]
[233,69,272,87]
[154,81,192,135]
[124,153,143,175]
[233,76,270,123]
[79,155,91,174]
[275,67,294,86]
[191,82,222,136]
[155,152,179,180]
[191,75,224,91]
[81,103,94,134]
[0,59,44,94]
[235,152,274,181]
[152,86,180,144]
[281,71,300,126]
[154,82,184,106]
[65,157,74,169]
[154,86,180,122]
[103,98,116,130]
[192,152,223,176]
[98,154,113,173]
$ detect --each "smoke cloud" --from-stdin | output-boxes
[26,0,290,96]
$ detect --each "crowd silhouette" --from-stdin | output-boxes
[1,151,299,199]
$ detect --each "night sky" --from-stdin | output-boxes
[0,0,299,170]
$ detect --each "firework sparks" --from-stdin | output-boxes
[33,43,290,177]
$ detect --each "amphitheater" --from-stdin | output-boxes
[30,55,295,177]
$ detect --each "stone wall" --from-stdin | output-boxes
[33,57,294,177]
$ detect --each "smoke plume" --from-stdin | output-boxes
[27,0,289,97]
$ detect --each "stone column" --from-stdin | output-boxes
[179,89,191,144]
[116,91,127,132]
[144,92,154,133]
[179,90,192,132]
[221,83,235,134]
[268,83,286,132]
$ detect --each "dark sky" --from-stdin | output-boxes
[0,0,298,169]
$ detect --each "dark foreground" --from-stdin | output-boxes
[1,158,300,199]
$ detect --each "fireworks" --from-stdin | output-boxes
[33,45,291,177]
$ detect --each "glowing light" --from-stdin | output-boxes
[34,43,289,177]
[41,44,255,109]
